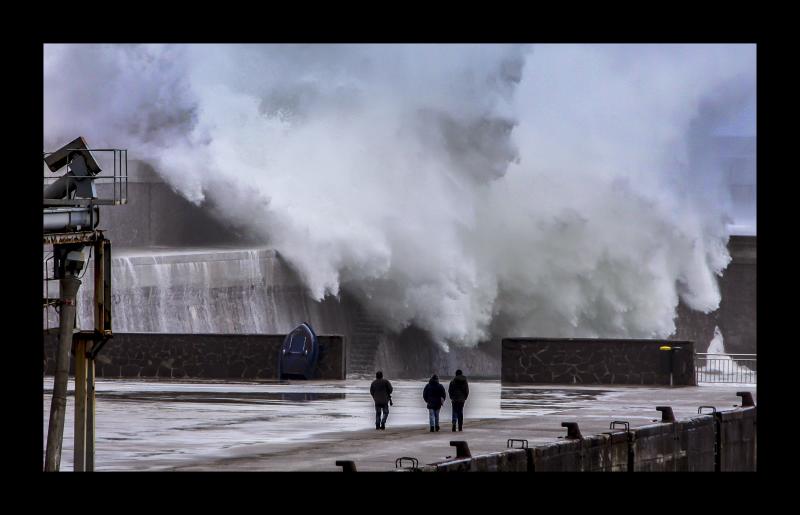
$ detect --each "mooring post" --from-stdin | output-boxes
[336,460,357,472]
[736,391,755,407]
[655,406,675,423]
[561,422,583,439]
[44,273,81,472]
[74,337,87,472]
[450,441,472,458]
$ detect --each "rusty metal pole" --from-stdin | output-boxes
[73,338,87,471]
[44,273,81,472]
[86,237,104,472]
[86,353,96,471]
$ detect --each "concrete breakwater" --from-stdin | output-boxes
[399,398,756,472]
[45,247,501,378]
[43,236,754,380]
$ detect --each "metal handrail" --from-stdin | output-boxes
[43,148,128,207]
[696,353,757,357]
[695,352,757,384]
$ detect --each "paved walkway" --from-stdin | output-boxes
[170,384,755,471]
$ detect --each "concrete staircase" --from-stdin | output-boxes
[347,308,383,377]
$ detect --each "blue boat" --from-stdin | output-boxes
[278,322,320,379]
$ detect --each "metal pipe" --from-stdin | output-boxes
[44,273,81,472]
[43,207,99,232]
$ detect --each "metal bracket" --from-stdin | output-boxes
[395,457,419,469]
[609,421,630,432]
[507,438,529,449]
[86,334,112,360]
[698,406,717,414]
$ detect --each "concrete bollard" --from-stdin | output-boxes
[656,406,675,422]
[736,391,755,407]
[561,422,582,439]
[450,441,471,458]
[335,460,357,472]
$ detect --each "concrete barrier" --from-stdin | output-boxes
[528,440,582,471]
[409,403,756,473]
[628,422,679,471]
[527,433,629,471]
[580,434,615,471]
[715,406,757,471]
[603,431,631,471]
[434,449,528,472]
[675,415,717,471]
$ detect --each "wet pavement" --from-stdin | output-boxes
[43,378,755,471]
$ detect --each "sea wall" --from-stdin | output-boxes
[501,338,695,385]
[43,333,346,380]
[401,403,756,472]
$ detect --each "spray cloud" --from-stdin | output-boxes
[44,43,756,348]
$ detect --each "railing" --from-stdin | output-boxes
[695,353,757,384]
[43,148,128,207]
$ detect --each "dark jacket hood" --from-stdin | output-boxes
[429,375,439,384]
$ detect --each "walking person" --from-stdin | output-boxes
[448,369,469,431]
[370,371,393,430]
[422,374,447,432]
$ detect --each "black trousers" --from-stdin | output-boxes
[451,401,465,427]
[375,404,389,426]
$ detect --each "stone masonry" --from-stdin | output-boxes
[44,333,346,380]
[501,338,695,385]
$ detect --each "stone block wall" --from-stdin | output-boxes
[44,332,346,380]
[501,338,695,385]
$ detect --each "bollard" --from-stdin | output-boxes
[561,422,582,439]
[450,441,471,458]
[656,406,675,422]
[736,392,755,407]
[335,460,357,472]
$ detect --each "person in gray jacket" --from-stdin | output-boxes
[370,370,393,430]
[448,369,469,431]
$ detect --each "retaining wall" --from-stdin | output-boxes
[408,405,754,472]
[716,406,757,471]
[43,332,346,380]
[502,338,695,385]
[434,449,528,472]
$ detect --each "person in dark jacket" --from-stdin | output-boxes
[448,369,469,431]
[422,374,447,432]
[370,371,393,430]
